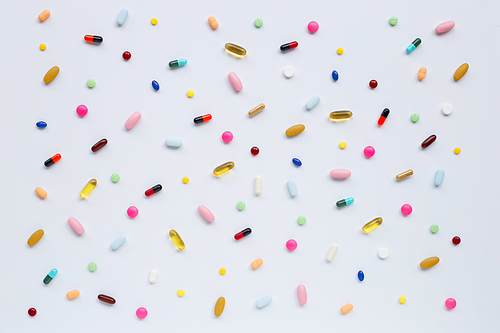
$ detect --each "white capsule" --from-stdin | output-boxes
[255,176,262,195]
[326,244,338,262]
[149,269,158,284]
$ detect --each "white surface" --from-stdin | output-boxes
[1,0,500,332]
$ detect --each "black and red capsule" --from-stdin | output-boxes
[378,108,390,126]
[234,228,252,240]
[44,153,61,167]
[280,41,298,51]
[84,35,103,44]
[145,184,162,196]
[193,114,212,124]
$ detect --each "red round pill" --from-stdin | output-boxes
[28,308,37,316]
[122,51,131,60]
[369,80,378,88]
[452,236,461,245]
[251,146,260,155]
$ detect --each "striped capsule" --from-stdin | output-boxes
[396,169,413,181]
[378,108,390,125]
[145,184,162,196]
[280,41,298,51]
[44,153,61,167]
[194,114,212,124]
[91,138,107,152]
[234,228,251,240]
[43,268,58,284]
[168,59,187,68]
[84,35,103,44]
[336,197,354,207]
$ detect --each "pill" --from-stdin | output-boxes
[111,173,120,183]
[330,169,351,179]
[91,138,107,152]
[442,104,453,115]
[68,217,85,235]
[286,124,305,136]
[177,289,185,296]
[255,176,262,195]
[430,224,439,233]
[122,51,131,60]
[337,47,344,54]
[283,66,295,78]
[251,258,263,269]
[219,268,226,275]
[43,268,58,284]
[358,270,364,281]
[127,206,138,218]
[43,66,59,84]
[399,296,406,304]
[286,239,297,251]
[28,308,37,316]
[418,67,427,80]
[44,153,61,167]
[67,290,80,299]
[452,236,461,245]
[336,197,354,207]
[297,216,306,225]
[362,217,383,233]
[213,161,234,176]
[35,187,47,199]
[436,21,455,34]
[297,284,307,305]
[454,147,461,154]
[248,103,265,117]
[292,158,302,166]
[84,35,103,44]
[151,18,158,25]
[136,307,148,319]
[222,131,233,143]
[111,235,126,250]
[38,9,50,21]
[406,38,421,53]
[169,58,187,68]
[225,43,247,56]
[165,137,183,148]
[364,146,375,157]
[145,184,162,196]
[116,8,128,26]
[194,114,212,124]
[378,248,389,259]
[98,294,116,304]
[149,269,158,283]
[287,180,298,197]
[308,21,319,33]
[411,113,420,122]
[87,79,96,88]
[378,108,390,125]
[208,16,218,29]
[280,41,298,51]
[80,179,97,198]
[326,244,338,261]
[125,111,141,129]
[332,70,339,81]
[250,146,259,155]
[396,169,413,181]
[228,72,243,91]
[401,204,412,215]
[198,205,215,222]
[169,229,185,250]
[236,201,245,211]
[234,228,251,240]
[389,16,398,25]
[445,298,457,309]
[305,95,320,110]
[214,297,225,317]
[420,256,440,268]
[88,262,97,271]
[254,18,263,27]
[39,43,46,50]
[434,169,445,186]
[27,229,44,246]
[454,63,469,81]
[339,141,347,149]
[330,110,353,120]
[369,79,378,88]
[182,176,189,183]
[76,104,88,116]
[152,80,160,91]
[187,89,194,97]
[341,303,353,314]
[256,296,272,308]
[421,134,437,148]
[36,121,47,128]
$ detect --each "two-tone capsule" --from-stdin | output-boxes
[91,139,107,152]
[43,269,58,284]
[168,59,187,68]
[280,41,298,51]
[336,197,354,207]
[145,184,162,196]
[378,108,390,125]
[44,153,61,167]
[194,114,212,124]
[225,43,247,56]
[362,217,383,233]
[406,38,421,53]
[84,35,103,44]
[234,228,251,240]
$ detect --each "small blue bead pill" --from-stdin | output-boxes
[332,70,339,81]
[305,95,320,110]
[152,80,160,91]
[36,121,47,128]
[292,158,302,166]
[434,169,445,186]
[165,137,183,148]
[255,296,272,308]
[111,235,126,250]
[358,270,364,281]
[287,180,298,197]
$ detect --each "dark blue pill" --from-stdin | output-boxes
[36,121,47,128]
[332,70,339,81]
[358,270,364,281]
[152,80,160,91]
[292,158,302,166]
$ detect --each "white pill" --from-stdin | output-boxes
[149,269,158,284]
[255,296,272,308]
[442,104,453,115]
[326,244,338,262]
[305,95,320,110]
[287,180,298,197]
[110,235,126,250]
[283,66,295,78]
[378,247,389,259]
[165,137,183,148]
[255,176,262,195]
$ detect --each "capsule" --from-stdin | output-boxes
[168,59,187,68]
[406,38,421,53]
[84,35,103,44]
[169,229,185,250]
[234,228,251,240]
[80,179,97,198]
[255,176,262,195]
[145,184,162,196]
[225,43,247,56]
[97,294,116,304]
[421,134,437,148]
[43,268,58,285]
[280,41,298,51]
[213,161,234,176]
[44,153,61,167]
[248,103,265,117]
[336,197,354,207]
[251,258,263,269]
[329,110,353,121]
[326,244,338,262]
[194,114,212,124]
[362,217,383,233]
[396,169,413,181]
[378,108,390,125]
[91,138,107,152]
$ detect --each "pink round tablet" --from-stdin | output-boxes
[222,131,233,143]
[68,217,85,235]
[76,105,88,116]
[364,146,375,157]
[127,206,139,218]
[308,21,319,33]
[330,169,351,179]
[228,72,243,92]
[435,21,455,34]
[286,239,297,251]
[198,205,215,222]
[401,204,412,215]
[445,298,456,309]
[125,111,141,130]
[136,307,148,319]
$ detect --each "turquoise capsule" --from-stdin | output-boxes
[406,38,421,53]
[43,268,58,284]
[434,169,445,186]
[358,270,364,281]
[169,58,187,68]
[336,197,354,207]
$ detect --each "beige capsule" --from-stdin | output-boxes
[248,103,265,117]
[396,169,413,181]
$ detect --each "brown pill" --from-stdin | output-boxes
[91,138,108,152]
[98,294,116,304]
[248,103,265,117]
[421,134,437,148]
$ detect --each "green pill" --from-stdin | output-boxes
[254,18,263,28]
[87,78,96,88]
[111,173,120,183]
[389,16,398,26]
[411,113,420,123]
[88,262,97,272]
[237,201,246,211]
[430,224,439,233]
[297,216,306,225]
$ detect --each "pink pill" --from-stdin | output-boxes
[228,72,243,92]
[307,21,319,33]
[435,21,455,34]
[286,239,297,251]
[222,131,233,143]
[127,206,139,218]
[136,307,148,319]
[76,105,88,117]
[401,204,412,215]
[68,217,85,235]
[364,146,375,157]
[125,111,141,130]
[198,205,215,222]
[445,298,456,309]
[330,169,351,179]
[297,284,307,305]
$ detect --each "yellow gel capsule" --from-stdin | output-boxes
[285,124,305,136]
[213,161,235,176]
[225,43,247,56]
[330,110,353,121]
[396,169,413,181]
[66,290,80,299]
[214,297,225,317]
[362,217,383,233]
[80,179,97,198]
[454,63,469,81]
[420,256,440,269]
[169,229,185,250]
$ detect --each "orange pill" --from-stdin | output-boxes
[251,258,263,269]
[418,67,427,81]
[35,187,47,199]
[340,303,353,314]
[208,16,218,29]
[38,10,50,22]
[420,256,440,269]
[27,229,44,246]
[66,290,80,299]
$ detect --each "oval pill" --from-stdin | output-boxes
[91,138,107,152]
[67,290,80,299]
[286,124,305,136]
[362,217,383,233]
[35,187,47,199]
[305,95,320,110]
[292,158,302,166]
[208,16,218,29]
[251,258,263,269]
[420,256,440,268]
[198,205,215,222]
[38,9,50,21]
[326,244,338,262]
[68,217,85,235]
[116,8,128,26]
[111,235,126,250]
[152,80,160,91]
[418,67,427,80]
[341,303,353,314]
[225,43,247,56]
[213,161,234,176]
[165,137,183,148]
[255,176,262,195]
[214,297,225,317]
[358,270,364,281]
[80,179,97,198]
[287,180,298,197]
[330,169,351,179]
[36,121,47,128]
[421,134,437,148]
[27,229,44,246]
[297,284,307,305]
[256,296,272,308]
[228,72,243,91]
[98,294,116,304]
[454,63,469,81]
[434,169,445,186]
[332,70,339,81]
[436,21,455,34]
[43,66,59,84]
[169,229,185,250]
[125,111,141,130]
[149,269,158,283]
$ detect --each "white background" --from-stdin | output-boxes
[1,0,499,332]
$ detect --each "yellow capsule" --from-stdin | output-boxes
[248,103,265,117]
[285,124,305,136]
[169,229,185,250]
[80,179,97,198]
[213,161,235,176]
[225,43,247,57]
[420,256,440,269]
[214,297,225,317]
[396,169,413,181]
[330,110,353,121]
[362,217,383,233]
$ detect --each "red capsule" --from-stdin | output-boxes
[421,134,437,148]
[91,138,108,152]
[145,184,162,196]
[97,294,116,304]
[44,153,61,167]
[84,35,103,43]
[194,114,212,124]
[234,228,252,240]
[378,108,390,126]
[280,41,298,51]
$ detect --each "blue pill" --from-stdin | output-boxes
[255,296,272,308]
[36,121,47,128]
[434,169,445,186]
[165,137,183,148]
[332,70,339,81]
[111,235,126,250]
[116,8,129,26]
[358,270,364,281]
[305,95,320,110]
[287,180,298,197]
[152,80,160,91]
[292,158,302,166]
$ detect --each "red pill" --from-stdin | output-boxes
[452,236,461,245]
[251,146,260,155]
[234,228,252,240]
[84,35,103,44]
[44,153,61,167]
[145,184,162,196]
[369,80,378,88]
[421,134,437,148]
[28,308,37,317]
[122,51,131,60]
[97,294,116,304]
[91,138,108,152]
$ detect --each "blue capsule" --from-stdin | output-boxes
[358,270,364,281]
[152,80,160,91]
[406,38,421,53]
[36,121,47,128]
[292,158,302,166]
[332,70,339,81]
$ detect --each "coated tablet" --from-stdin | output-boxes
[256,296,272,308]
[165,137,182,148]
[149,269,158,283]
[305,95,320,110]
[111,235,126,250]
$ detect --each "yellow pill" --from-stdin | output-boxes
[169,229,185,250]
[177,289,185,297]
[362,217,383,233]
[39,43,46,51]
[285,124,305,136]
[225,43,247,56]
[66,290,80,299]
[80,179,97,198]
[420,256,440,269]
[219,268,226,275]
[339,141,347,149]
[454,63,469,81]
[418,67,427,80]
[182,176,189,183]
[454,147,461,154]
[43,66,60,84]
[340,303,353,314]
[337,47,344,55]
[214,297,225,317]
[330,110,353,121]
[27,229,44,246]
[399,296,406,304]
[213,161,235,176]
[151,18,158,25]
[35,187,47,199]
[251,258,263,269]
[186,89,194,97]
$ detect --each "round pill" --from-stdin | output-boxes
[430,224,439,233]
[337,47,344,55]
[445,298,457,309]
[251,146,260,155]
[127,206,139,218]
[219,268,226,275]
[286,239,297,251]
[177,289,185,297]
[378,248,389,259]
[88,262,97,272]
[339,141,347,149]
[389,16,398,26]
[399,296,406,304]
[76,105,88,117]
[307,21,319,33]
[364,146,375,157]
[28,308,37,317]
[254,18,263,27]
[151,18,158,25]
[284,66,295,78]
[411,113,420,122]
[87,79,96,88]
[237,201,246,211]
[182,176,189,184]
[122,51,131,60]
[136,307,148,319]
[452,236,461,245]
[187,89,194,97]
[297,216,306,225]
[454,147,461,154]
[222,131,233,143]
[401,204,412,215]
[442,104,453,116]
[39,43,46,51]
[111,173,120,182]
[369,80,378,88]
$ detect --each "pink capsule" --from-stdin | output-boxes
[228,72,243,92]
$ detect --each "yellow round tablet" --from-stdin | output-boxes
[151,18,158,25]
[399,296,406,304]
[454,147,461,154]
[337,47,344,55]
[339,141,347,149]
[40,43,46,51]
[187,89,194,98]
[177,289,185,297]
[219,268,226,275]
[182,176,189,184]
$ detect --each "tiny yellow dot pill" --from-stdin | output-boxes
[151,18,158,25]
[399,296,406,304]
[182,176,189,184]
[40,43,46,51]
[219,268,226,275]
[454,147,461,154]
[337,47,344,55]
[339,141,347,149]
[187,89,194,98]
[177,289,185,297]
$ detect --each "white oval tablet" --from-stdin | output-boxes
[442,104,453,115]
[116,8,129,26]
[435,169,445,186]
[305,95,320,110]
[283,66,295,78]
[255,296,272,308]
[111,235,126,250]
[255,176,262,195]
[165,137,183,148]
[287,180,297,197]
[149,269,158,283]
[378,247,389,259]
[326,244,338,262]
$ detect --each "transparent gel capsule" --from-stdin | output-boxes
[225,43,247,57]
[330,110,353,121]
[80,179,97,198]
[362,217,383,233]
[213,161,235,176]
[169,229,185,250]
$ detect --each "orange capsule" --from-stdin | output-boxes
[208,16,218,29]
[38,10,50,22]
[251,258,263,269]
[418,67,427,80]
